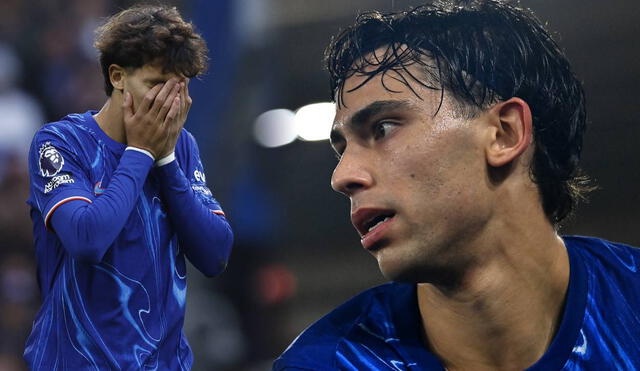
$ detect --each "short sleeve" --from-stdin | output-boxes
[175,130,225,216]
[28,127,95,227]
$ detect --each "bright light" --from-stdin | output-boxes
[294,102,335,141]
[253,109,297,148]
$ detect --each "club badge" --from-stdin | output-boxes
[38,142,65,177]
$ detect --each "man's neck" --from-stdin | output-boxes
[93,95,126,144]
[417,218,569,371]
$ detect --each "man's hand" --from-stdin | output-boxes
[123,78,182,159]
[158,80,192,158]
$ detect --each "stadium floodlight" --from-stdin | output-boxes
[294,102,335,141]
[253,109,298,148]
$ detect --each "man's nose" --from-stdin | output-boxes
[330,149,374,197]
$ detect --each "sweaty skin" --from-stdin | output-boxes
[330,61,569,371]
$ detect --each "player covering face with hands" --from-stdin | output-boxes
[25,5,232,370]
[121,75,190,160]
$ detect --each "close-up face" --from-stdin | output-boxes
[112,62,188,111]
[330,62,499,283]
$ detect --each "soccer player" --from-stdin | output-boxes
[274,1,640,370]
[25,5,233,370]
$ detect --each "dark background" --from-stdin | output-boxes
[0,0,638,370]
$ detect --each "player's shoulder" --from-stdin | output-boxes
[30,112,98,168]
[273,283,398,371]
[33,111,94,145]
[174,127,198,155]
[178,127,196,144]
[565,235,640,266]
[565,235,640,285]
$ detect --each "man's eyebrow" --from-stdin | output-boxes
[331,99,414,143]
[348,100,414,128]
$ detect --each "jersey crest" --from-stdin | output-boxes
[39,142,65,177]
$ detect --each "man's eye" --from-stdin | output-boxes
[373,121,396,139]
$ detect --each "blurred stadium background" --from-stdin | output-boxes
[0,0,638,370]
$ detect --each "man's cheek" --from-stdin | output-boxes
[130,93,144,112]
[128,87,151,112]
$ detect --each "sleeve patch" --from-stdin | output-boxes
[191,184,213,198]
[44,174,75,194]
[193,169,206,183]
[38,142,65,177]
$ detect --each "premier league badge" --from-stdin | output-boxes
[38,142,65,177]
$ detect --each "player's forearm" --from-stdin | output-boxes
[156,160,233,277]
[51,150,154,263]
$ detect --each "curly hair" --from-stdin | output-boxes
[325,0,594,225]
[94,5,208,96]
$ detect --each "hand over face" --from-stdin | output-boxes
[122,77,187,159]
[159,79,192,158]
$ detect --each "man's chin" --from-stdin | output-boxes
[378,258,465,287]
[377,259,421,283]
[374,242,430,282]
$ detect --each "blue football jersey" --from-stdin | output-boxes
[25,111,224,370]
[274,236,640,370]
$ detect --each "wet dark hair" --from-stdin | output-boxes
[325,0,593,225]
[94,5,208,96]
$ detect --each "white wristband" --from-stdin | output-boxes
[155,152,176,167]
[125,146,154,160]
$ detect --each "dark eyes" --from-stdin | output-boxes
[332,120,399,160]
[373,121,397,140]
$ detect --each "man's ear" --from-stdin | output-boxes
[485,97,533,167]
[108,64,126,92]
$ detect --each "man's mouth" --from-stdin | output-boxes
[351,208,396,241]
[363,214,394,235]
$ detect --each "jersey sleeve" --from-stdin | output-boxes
[176,130,225,216]
[28,127,95,228]
[156,129,232,277]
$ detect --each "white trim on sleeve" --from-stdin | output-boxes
[44,196,93,229]
[125,146,155,160]
[155,152,176,167]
